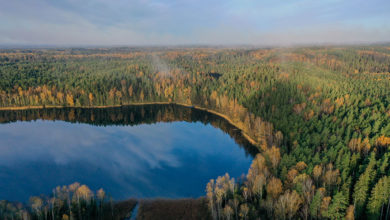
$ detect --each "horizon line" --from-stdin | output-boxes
[0,41,390,50]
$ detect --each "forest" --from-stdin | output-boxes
[0,45,390,219]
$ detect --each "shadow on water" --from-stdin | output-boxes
[0,104,258,158]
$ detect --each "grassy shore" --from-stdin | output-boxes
[137,198,211,220]
[114,199,138,220]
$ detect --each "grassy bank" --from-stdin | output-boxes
[137,198,211,220]
[114,199,138,220]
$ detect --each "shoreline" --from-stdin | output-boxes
[0,102,259,147]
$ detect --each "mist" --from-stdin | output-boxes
[150,54,171,76]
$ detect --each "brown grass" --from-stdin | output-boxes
[113,199,138,220]
[137,198,211,220]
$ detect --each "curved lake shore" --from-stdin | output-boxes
[0,102,260,147]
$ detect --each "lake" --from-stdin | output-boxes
[0,104,256,202]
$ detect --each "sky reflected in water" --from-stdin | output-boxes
[0,120,253,202]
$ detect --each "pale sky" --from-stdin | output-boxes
[0,0,389,46]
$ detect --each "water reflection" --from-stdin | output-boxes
[0,104,256,202]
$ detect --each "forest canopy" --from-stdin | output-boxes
[0,45,390,219]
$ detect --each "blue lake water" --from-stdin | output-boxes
[0,105,255,202]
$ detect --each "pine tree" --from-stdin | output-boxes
[327,192,348,220]
[353,152,377,216]
[310,190,322,218]
[367,176,389,219]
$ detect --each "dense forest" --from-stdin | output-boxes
[0,45,390,219]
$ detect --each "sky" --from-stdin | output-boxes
[0,0,389,46]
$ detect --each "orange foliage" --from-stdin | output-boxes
[88,93,93,105]
[349,138,371,154]
[287,168,299,187]
[278,73,290,80]
[345,205,355,220]
[321,98,334,114]
[304,109,315,121]
[293,103,306,114]
[376,136,390,148]
[313,165,323,182]
[65,94,74,106]
[295,161,307,171]
[323,164,340,187]
[335,97,344,107]
[266,177,283,199]
[128,85,133,97]
[320,196,331,216]
[265,146,281,170]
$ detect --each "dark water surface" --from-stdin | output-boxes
[0,104,256,202]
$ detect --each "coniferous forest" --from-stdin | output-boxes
[1,45,390,219]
